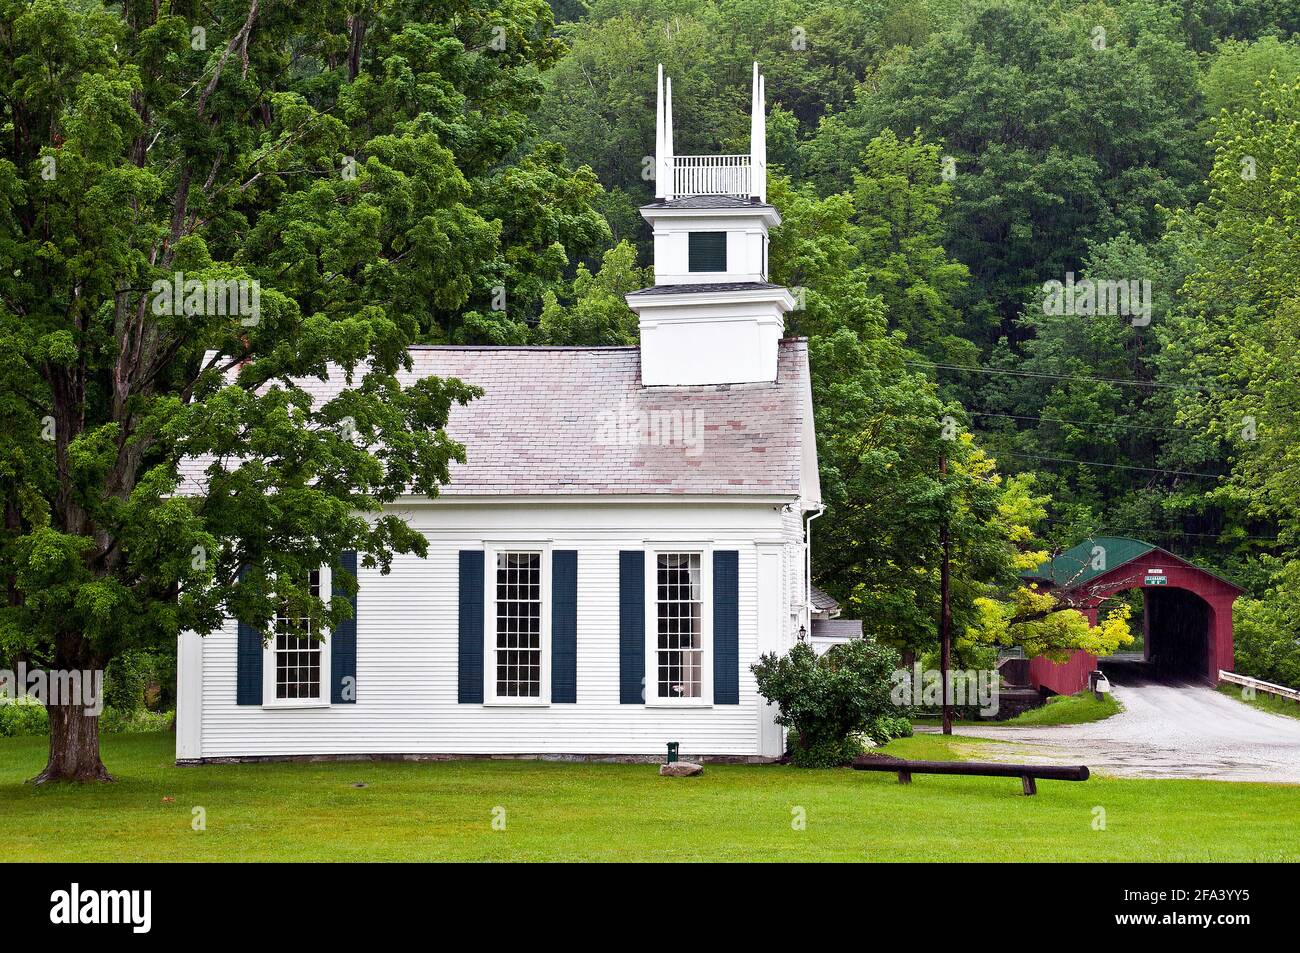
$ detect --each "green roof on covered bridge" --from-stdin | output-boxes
[1022,536,1156,588]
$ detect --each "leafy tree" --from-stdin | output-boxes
[1138,0,1300,52]
[1156,73,1300,654]
[769,175,1124,664]
[0,0,597,781]
[981,233,1194,548]
[537,0,937,204]
[1232,560,1300,687]
[534,240,646,345]
[1202,36,1300,119]
[465,142,611,338]
[849,129,978,364]
[965,587,1134,660]
[810,0,1204,337]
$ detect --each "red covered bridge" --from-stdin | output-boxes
[1020,537,1244,694]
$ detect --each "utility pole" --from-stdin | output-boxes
[939,451,952,735]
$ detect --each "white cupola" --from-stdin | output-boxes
[626,63,795,387]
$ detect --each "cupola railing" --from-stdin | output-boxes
[672,155,751,199]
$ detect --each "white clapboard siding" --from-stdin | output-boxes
[192,500,797,759]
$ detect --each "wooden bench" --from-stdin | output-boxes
[852,756,1089,795]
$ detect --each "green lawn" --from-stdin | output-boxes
[1,732,1296,862]
[1217,684,1300,721]
[912,690,1122,729]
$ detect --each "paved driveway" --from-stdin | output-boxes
[941,676,1300,783]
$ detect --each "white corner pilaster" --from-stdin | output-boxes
[756,543,785,758]
[175,630,204,761]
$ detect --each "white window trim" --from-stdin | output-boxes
[644,545,713,708]
[262,564,332,709]
[483,542,552,706]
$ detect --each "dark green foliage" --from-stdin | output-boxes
[0,0,607,778]
[820,1,1204,337]
[103,650,173,714]
[752,639,901,768]
[1233,565,1300,688]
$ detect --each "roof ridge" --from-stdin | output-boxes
[406,344,641,352]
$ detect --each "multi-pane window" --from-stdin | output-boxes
[495,552,542,698]
[656,553,703,698]
[275,569,322,700]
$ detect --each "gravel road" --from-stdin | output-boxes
[939,675,1300,783]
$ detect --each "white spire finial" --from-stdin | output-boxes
[749,62,766,202]
[655,63,666,200]
[664,76,675,200]
[757,71,766,203]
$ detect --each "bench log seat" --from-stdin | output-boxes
[852,756,1089,795]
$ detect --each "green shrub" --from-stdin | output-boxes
[0,700,174,737]
[1234,589,1300,689]
[100,707,174,734]
[0,698,49,737]
[754,638,901,768]
[785,731,865,768]
[866,714,913,746]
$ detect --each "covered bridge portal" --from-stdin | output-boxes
[1021,537,1243,695]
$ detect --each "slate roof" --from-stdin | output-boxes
[644,195,773,210]
[810,584,840,613]
[627,281,785,297]
[178,342,811,498]
[811,619,862,641]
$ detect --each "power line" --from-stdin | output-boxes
[1103,528,1284,544]
[1039,518,1283,544]
[968,410,1199,436]
[908,360,1209,393]
[1005,450,1224,479]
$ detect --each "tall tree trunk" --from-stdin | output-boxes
[31,700,113,784]
[346,14,366,82]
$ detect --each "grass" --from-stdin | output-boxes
[1217,684,1300,721]
[1,732,1296,862]
[911,690,1122,729]
[1002,691,1122,726]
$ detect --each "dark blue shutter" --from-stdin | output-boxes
[713,550,740,705]
[235,568,263,704]
[551,550,578,703]
[458,550,484,703]
[331,550,358,704]
[236,619,263,705]
[619,551,645,704]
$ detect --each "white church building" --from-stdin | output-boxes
[175,65,826,763]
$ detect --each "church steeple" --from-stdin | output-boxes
[654,62,766,202]
[627,63,794,386]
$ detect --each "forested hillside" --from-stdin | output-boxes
[521,0,1300,680]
